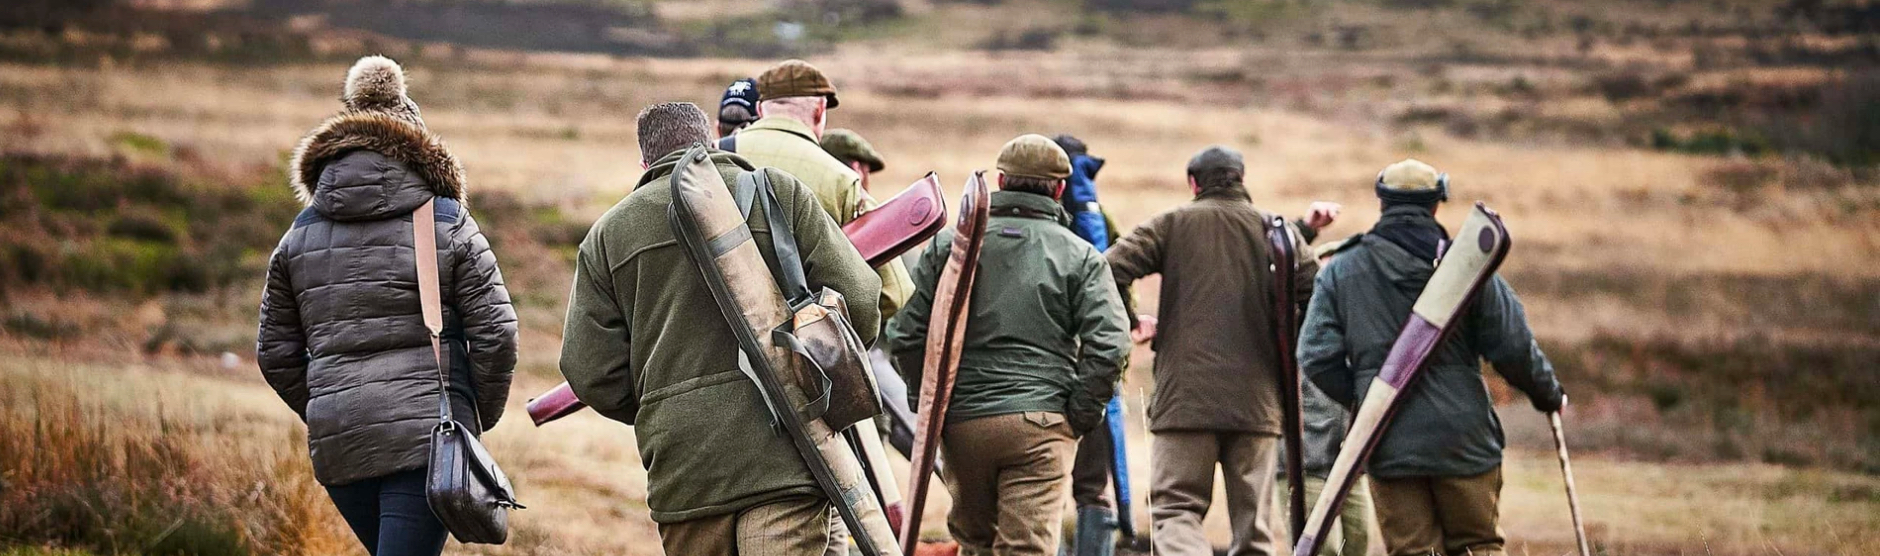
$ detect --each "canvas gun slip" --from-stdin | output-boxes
[666,147,897,556]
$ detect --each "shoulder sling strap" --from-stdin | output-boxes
[412,199,456,423]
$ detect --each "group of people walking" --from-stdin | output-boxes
[256,55,1564,556]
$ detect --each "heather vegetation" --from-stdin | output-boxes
[1,0,1877,554]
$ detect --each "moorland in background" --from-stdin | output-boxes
[1,0,1876,554]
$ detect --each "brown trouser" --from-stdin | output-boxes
[940,411,1078,556]
[1370,467,1505,556]
[1151,431,1279,556]
[658,494,837,556]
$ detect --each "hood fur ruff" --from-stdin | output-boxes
[288,110,465,206]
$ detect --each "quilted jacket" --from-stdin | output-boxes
[257,111,518,486]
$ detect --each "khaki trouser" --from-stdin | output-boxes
[1150,431,1279,556]
[1273,475,1376,556]
[940,411,1078,556]
[658,495,837,556]
[1369,467,1505,556]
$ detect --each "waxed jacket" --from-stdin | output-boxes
[886,190,1130,434]
[1106,186,1317,434]
[1298,224,1563,478]
[558,148,882,523]
[258,111,518,486]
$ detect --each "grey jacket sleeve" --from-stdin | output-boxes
[451,213,519,431]
[779,168,882,344]
[559,231,639,425]
[1068,255,1131,435]
[1468,276,1564,412]
[1299,265,1355,407]
[256,243,310,419]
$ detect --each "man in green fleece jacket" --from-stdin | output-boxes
[558,102,882,555]
[886,134,1131,556]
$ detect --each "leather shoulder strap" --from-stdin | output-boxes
[412,198,452,423]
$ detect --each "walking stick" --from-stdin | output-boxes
[1548,411,1592,556]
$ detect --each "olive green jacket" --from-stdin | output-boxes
[734,116,914,323]
[558,149,882,523]
[885,190,1130,434]
[1106,186,1318,434]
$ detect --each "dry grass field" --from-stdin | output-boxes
[2,0,1877,554]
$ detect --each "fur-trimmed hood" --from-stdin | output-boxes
[288,110,465,208]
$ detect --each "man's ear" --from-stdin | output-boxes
[1187,174,1200,195]
[1053,179,1067,200]
[641,160,650,170]
[997,173,1008,190]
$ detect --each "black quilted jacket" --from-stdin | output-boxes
[257,111,518,486]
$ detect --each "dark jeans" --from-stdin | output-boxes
[325,469,449,556]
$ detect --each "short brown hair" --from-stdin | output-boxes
[1001,175,1061,197]
[637,102,712,165]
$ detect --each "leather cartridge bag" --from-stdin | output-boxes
[735,170,884,432]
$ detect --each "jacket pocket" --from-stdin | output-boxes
[641,369,746,406]
[1022,411,1066,429]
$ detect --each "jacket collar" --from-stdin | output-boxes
[1194,184,1251,202]
[743,117,820,144]
[636,147,756,189]
[990,190,1071,226]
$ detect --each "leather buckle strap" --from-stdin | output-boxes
[412,198,454,423]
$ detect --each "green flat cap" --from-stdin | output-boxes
[997,134,1071,180]
[758,59,839,108]
[820,128,885,172]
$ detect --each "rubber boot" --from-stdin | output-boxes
[1072,506,1117,556]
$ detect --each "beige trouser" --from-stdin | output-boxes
[1151,431,1279,556]
[940,411,1078,556]
[1274,475,1377,556]
[1370,467,1505,556]
[658,495,837,556]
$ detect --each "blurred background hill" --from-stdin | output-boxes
[0,0,1876,555]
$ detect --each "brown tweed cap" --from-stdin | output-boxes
[758,59,840,109]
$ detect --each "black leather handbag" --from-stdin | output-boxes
[411,198,524,544]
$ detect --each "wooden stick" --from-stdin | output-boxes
[1549,411,1592,556]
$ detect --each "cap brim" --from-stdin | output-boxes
[825,93,839,109]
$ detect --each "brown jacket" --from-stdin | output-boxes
[1106,186,1316,433]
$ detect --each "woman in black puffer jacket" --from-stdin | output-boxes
[256,56,517,556]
